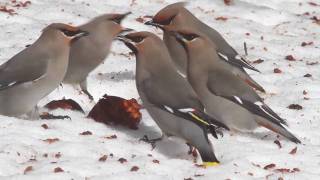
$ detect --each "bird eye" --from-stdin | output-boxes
[183,33,198,41]
[131,36,144,43]
[110,17,122,24]
[60,29,76,37]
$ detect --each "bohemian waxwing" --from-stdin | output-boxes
[0,23,88,119]
[172,30,300,144]
[63,12,132,100]
[145,2,265,93]
[116,31,229,166]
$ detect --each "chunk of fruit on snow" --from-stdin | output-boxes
[44,99,84,113]
[88,95,141,129]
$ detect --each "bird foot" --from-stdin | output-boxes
[208,125,224,139]
[139,135,162,149]
[40,112,71,120]
[82,89,94,101]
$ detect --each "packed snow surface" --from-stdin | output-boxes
[0,0,319,179]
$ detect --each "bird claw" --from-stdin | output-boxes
[139,135,162,149]
[40,113,71,120]
[82,89,94,101]
[208,125,224,139]
[216,127,224,137]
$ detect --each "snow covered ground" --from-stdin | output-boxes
[0,0,319,179]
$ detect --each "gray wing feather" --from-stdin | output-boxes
[207,70,287,125]
[0,47,48,89]
[141,74,203,109]
[207,70,261,102]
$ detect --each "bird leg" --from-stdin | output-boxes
[24,106,40,120]
[40,112,71,120]
[140,135,163,149]
[82,89,94,101]
[80,80,94,101]
[186,142,198,156]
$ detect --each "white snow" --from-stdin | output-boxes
[0,0,319,179]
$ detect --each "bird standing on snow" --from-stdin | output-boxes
[117,31,229,166]
[172,30,300,144]
[63,12,132,100]
[145,2,265,93]
[0,23,89,119]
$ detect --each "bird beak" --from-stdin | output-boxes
[116,35,138,54]
[144,20,165,31]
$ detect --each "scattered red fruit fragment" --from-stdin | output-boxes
[292,168,300,172]
[275,168,291,173]
[13,1,31,7]
[285,55,296,61]
[152,159,160,164]
[274,68,282,73]
[289,147,297,154]
[54,167,64,173]
[304,73,312,77]
[310,16,320,24]
[306,61,319,65]
[99,155,108,162]
[23,166,33,174]
[274,140,282,148]
[41,124,49,129]
[215,16,228,21]
[253,59,264,64]
[55,152,61,158]
[79,131,93,135]
[44,99,84,113]
[43,138,60,144]
[224,0,232,5]
[135,17,144,23]
[88,95,142,130]
[308,2,319,6]
[301,41,313,47]
[264,163,276,170]
[118,158,127,163]
[130,166,139,172]
[0,6,16,15]
[104,134,117,139]
[288,104,303,110]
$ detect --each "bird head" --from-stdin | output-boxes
[88,12,132,38]
[150,2,187,26]
[44,23,89,44]
[115,31,150,54]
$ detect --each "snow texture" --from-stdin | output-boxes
[0,0,319,179]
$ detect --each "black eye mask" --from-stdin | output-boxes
[126,36,144,43]
[181,33,199,41]
[60,29,79,37]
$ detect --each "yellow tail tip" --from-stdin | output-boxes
[203,162,220,167]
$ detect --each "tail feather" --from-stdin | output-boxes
[244,76,266,93]
[256,116,301,144]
